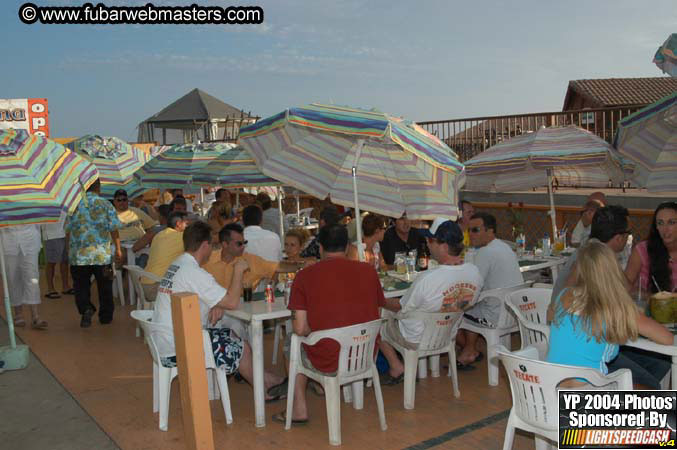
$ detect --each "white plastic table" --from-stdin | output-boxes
[626,333,677,388]
[518,255,567,281]
[224,297,291,427]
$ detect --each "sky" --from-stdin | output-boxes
[3,0,675,141]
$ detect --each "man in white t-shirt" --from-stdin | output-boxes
[456,212,524,367]
[378,218,484,384]
[242,204,283,262]
[152,221,286,399]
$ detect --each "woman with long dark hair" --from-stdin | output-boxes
[626,202,677,293]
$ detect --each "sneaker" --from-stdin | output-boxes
[80,308,93,328]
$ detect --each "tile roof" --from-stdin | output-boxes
[563,77,677,110]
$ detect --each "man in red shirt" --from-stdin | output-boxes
[275,224,385,424]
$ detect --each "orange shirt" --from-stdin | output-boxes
[203,250,278,291]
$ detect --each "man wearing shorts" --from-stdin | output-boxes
[152,221,286,398]
[42,211,72,299]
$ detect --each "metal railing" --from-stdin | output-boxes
[417,106,642,161]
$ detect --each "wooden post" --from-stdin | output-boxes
[171,292,215,450]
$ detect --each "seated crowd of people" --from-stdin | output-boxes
[3,179,675,422]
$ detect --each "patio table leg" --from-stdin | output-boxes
[250,318,266,427]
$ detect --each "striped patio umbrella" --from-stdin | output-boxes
[0,129,99,227]
[193,146,281,188]
[0,129,98,362]
[613,92,677,192]
[654,33,677,77]
[134,142,233,190]
[68,135,150,199]
[464,125,628,238]
[239,104,464,222]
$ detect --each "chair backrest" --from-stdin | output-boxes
[497,346,633,433]
[124,264,161,304]
[505,301,550,359]
[479,282,533,329]
[304,319,384,379]
[398,311,464,353]
[131,310,164,365]
[507,287,551,325]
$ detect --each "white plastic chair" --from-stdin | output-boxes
[124,265,161,337]
[459,282,533,386]
[130,310,233,431]
[383,311,464,409]
[284,319,387,446]
[272,319,291,365]
[497,345,632,450]
[505,287,552,359]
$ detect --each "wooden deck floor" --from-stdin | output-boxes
[4,270,536,449]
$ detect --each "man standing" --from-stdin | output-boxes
[378,219,483,383]
[41,210,72,299]
[380,212,425,266]
[457,212,523,367]
[243,204,283,262]
[274,224,385,424]
[0,224,47,329]
[66,179,123,327]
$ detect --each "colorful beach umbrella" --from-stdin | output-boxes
[239,104,464,219]
[0,129,99,227]
[613,92,677,192]
[193,146,281,188]
[68,135,150,199]
[134,142,233,190]
[464,125,628,238]
[654,33,677,77]
[0,129,99,367]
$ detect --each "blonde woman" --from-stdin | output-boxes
[546,240,672,377]
[284,228,312,263]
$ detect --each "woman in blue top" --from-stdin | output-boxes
[546,240,672,378]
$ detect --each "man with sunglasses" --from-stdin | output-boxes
[204,223,306,339]
[457,212,523,368]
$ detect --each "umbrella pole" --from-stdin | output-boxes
[296,194,300,222]
[352,139,366,262]
[547,169,558,239]
[277,186,285,247]
[0,233,30,370]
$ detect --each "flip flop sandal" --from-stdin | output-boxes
[456,361,476,371]
[272,411,308,425]
[31,319,48,330]
[13,318,26,328]
[61,288,75,295]
[266,378,288,399]
[380,373,404,385]
[45,291,61,299]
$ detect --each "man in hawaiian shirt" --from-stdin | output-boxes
[65,179,123,328]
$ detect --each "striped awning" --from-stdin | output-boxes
[464,125,629,191]
[135,142,234,190]
[0,129,99,227]
[239,104,465,220]
[68,135,149,199]
[614,92,677,192]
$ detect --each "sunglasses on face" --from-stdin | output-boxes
[115,197,128,202]
[469,226,483,233]
[234,240,248,247]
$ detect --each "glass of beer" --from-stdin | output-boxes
[242,280,253,303]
